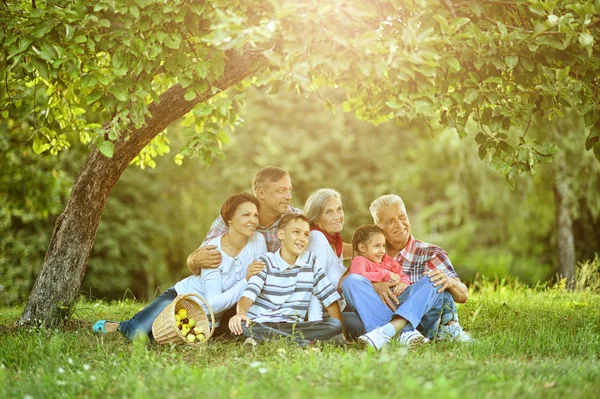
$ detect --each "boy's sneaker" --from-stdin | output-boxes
[243,337,259,346]
[437,322,474,342]
[358,326,391,350]
[397,330,429,347]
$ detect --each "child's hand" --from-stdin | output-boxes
[393,282,408,296]
[389,272,400,282]
[229,314,251,335]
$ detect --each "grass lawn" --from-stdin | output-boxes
[1,281,599,399]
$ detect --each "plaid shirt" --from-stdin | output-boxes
[202,206,303,252]
[393,235,459,284]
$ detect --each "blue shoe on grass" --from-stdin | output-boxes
[92,320,119,334]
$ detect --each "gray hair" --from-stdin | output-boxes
[370,194,407,225]
[303,188,342,225]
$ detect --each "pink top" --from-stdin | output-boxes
[350,254,411,284]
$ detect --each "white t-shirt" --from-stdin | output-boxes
[174,232,267,325]
[306,230,347,320]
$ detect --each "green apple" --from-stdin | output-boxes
[193,326,204,335]
[188,318,196,327]
[175,314,181,322]
[176,308,188,319]
[197,333,206,342]
[186,333,196,343]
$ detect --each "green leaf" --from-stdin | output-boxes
[112,51,126,70]
[109,84,128,102]
[498,140,514,154]
[447,57,460,72]
[65,25,75,40]
[478,146,487,160]
[129,5,140,19]
[86,90,103,105]
[98,140,115,158]
[579,33,594,48]
[179,73,193,88]
[81,74,97,88]
[520,57,534,72]
[433,15,449,33]
[32,59,49,79]
[32,21,55,38]
[528,3,547,16]
[184,90,197,101]
[219,100,231,116]
[475,132,487,145]
[497,22,507,36]
[33,138,50,155]
[585,124,600,151]
[164,33,182,50]
[195,62,209,79]
[134,0,153,9]
[505,55,518,69]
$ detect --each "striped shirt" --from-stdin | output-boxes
[394,235,459,284]
[202,206,303,252]
[242,250,341,323]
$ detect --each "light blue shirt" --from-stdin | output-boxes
[306,230,347,320]
[175,232,267,325]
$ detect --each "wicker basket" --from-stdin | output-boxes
[152,293,215,345]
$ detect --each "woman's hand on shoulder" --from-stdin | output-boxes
[246,260,266,281]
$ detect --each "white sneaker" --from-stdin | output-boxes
[437,322,474,342]
[397,330,429,347]
[358,326,391,350]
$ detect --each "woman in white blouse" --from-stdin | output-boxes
[304,188,364,338]
[92,193,267,340]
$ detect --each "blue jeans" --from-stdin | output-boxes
[342,275,456,339]
[119,287,177,341]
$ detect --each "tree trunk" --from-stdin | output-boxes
[553,150,576,289]
[20,51,265,326]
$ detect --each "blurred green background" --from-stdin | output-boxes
[1,87,599,304]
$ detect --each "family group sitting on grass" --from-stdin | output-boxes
[93,167,473,349]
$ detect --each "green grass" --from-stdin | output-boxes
[1,282,599,399]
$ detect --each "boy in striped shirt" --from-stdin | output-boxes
[229,214,345,345]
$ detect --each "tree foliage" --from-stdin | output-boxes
[2,0,600,176]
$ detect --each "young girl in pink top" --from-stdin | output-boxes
[350,225,411,296]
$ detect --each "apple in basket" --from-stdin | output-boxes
[176,308,188,319]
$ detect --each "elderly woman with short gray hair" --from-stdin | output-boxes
[304,188,365,338]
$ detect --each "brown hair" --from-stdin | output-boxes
[278,213,309,231]
[352,225,385,254]
[252,166,290,195]
[220,193,260,224]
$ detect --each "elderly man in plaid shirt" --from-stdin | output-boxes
[342,194,473,350]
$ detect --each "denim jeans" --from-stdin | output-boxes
[342,275,456,339]
[119,287,177,341]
